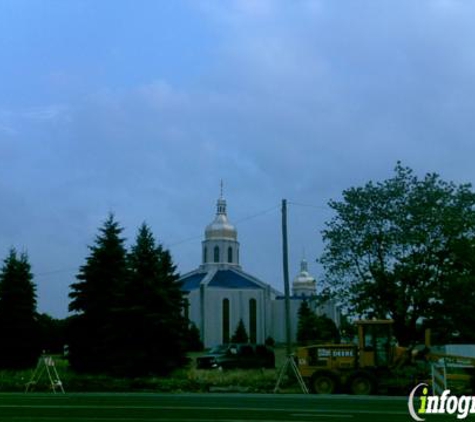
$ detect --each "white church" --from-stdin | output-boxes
[180,193,340,348]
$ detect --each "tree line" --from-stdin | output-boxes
[0,215,201,374]
[2,162,475,371]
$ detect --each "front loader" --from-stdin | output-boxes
[296,319,474,395]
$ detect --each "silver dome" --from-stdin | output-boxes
[205,197,237,240]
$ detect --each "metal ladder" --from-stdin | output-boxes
[25,355,65,394]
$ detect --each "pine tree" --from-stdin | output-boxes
[185,322,203,352]
[297,300,340,345]
[37,313,67,355]
[297,300,317,345]
[0,248,40,369]
[231,319,249,343]
[114,223,188,376]
[314,315,340,344]
[68,214,128,373]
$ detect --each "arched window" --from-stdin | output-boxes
[249,298,257,344]
[222,299,230,343]
[203,247,207,263]
[214,246,220,263]
[227,246,233,263]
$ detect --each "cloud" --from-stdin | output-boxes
[22,105,71,122]
[136,80,190,110]
[0,124,17,136]
[0,105,72,137]
[196,0,275,24]
[431,0,466,14]
[232,0,274,17]
[3,1,475,317]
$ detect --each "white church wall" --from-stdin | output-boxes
[270,301,284,343]
[202,288,266,348]
[202,288,222,347]
[185,290,201,330]
[317,299,341,327]
[270,299,303,343]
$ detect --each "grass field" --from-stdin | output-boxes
[0,346,300,394]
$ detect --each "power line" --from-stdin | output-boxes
[288,201,331,211]
[235,204,280,224]
[168,234,202,247]
[34,204,281,275]
[168,204,280,247]
[33,203,326,277]
[35,267,77,277]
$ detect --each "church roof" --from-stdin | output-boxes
[208,269,262,289]
[179,267,272,291]
[180,272,207,292]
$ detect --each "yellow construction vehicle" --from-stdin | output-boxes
[296,319,475,395]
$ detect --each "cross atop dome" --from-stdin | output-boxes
[202,185,240,268]
[217,180,226,215]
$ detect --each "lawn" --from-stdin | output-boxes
[0,346,303,394]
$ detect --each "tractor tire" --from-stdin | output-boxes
[348,371,377,395]
[310,372,339,394]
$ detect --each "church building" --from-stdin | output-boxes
[179,192,339,348]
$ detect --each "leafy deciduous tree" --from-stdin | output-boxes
[320,163,475,345]
[426,238,475,343]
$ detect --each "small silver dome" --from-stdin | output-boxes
[205,197,237,240]
[292,259,316,296]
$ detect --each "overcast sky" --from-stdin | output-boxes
[2,0,475,318]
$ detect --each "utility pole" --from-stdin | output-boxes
[282,199,292,356]
[275,199,309,394]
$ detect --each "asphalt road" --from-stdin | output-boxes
[0,393,454,422]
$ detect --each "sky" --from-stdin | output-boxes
[2,0,475,318]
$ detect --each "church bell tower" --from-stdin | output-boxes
[201,183,240,270]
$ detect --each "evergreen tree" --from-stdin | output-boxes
[297,301,340,345]
[314,315,340,344]
[297,300,317,345]
[37,313,67,355]
[0,248,40,369]
[265,336,275,348]
[231,319,249,343]
[185,322,203,352]
[68,214,128,373]
[114,223,188,376]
